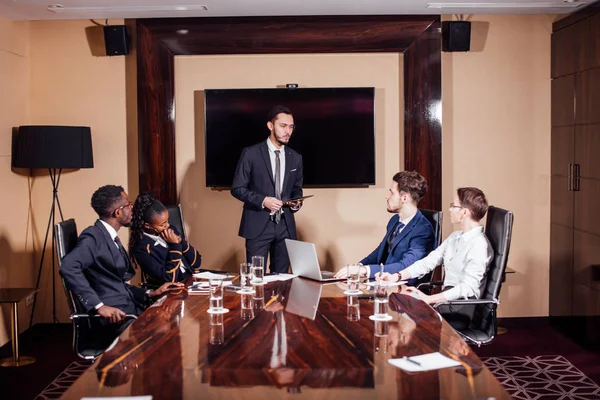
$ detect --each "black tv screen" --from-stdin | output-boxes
[204,87,375,187]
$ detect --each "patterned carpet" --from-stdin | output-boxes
[481,355,600,400]
[36,356,600,399]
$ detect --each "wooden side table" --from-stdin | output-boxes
[0,288,38,367]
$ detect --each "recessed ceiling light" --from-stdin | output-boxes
[47,4,209,13]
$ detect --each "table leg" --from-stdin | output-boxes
[0,303,35,367]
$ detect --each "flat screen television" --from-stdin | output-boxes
[204,87,375,188]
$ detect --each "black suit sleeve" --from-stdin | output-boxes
[231,147,267,210]
[59,232,102,312]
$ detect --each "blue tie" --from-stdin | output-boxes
[388,221,405,247]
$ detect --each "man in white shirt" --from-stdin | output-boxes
[379,187,493,329]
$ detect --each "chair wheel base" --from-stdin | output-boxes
[0,356,36,367]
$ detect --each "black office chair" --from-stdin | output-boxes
[55,219,136,361]
[167,204,187,241]
[416,209,443,285]
[427,206,514,347]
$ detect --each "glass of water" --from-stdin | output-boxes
[347,294,360,321]
[209,278,224,313]
[373,281,389,319]
[251,256,264,284]
[253,283,265,311]
[239,262,254,293]
[346,264,361,294]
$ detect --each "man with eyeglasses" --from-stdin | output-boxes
[60,185,183,342]
[378,187,493,330]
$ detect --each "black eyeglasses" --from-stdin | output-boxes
[449,202,463,209]
[112,202,133,214]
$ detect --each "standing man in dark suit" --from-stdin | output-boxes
[60,185,182,340]
[231,105,304,274]
[335,171,434,283]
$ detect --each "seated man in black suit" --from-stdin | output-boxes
[59,185,183,339]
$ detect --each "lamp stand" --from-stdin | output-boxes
[29,168,63,327]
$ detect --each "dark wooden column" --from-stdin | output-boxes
[404,20,442,211]
[136,16,442,209]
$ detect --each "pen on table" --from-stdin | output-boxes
[403,356,422,367]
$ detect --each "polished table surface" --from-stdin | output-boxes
[62,279,510,399]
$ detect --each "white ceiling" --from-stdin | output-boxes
[0,0,586,21]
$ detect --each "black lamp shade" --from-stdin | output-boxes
[12,126,94,169]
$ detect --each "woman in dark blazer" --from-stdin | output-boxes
[129,193,203,285]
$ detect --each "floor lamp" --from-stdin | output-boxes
[12,125,94,327]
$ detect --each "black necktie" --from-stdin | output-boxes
[274,150,282,223]
[388,221,405,247]
[114,236,133,270]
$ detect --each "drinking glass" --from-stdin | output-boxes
[239,262,254,293]
[373,281,389,319]
[209,278,224,313]
[346,264,361,294]
[209,313,224,345]
[251,256,264,284]
[374,320,390,354]
[347,294,360,321]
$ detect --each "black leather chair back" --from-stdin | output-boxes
[167,204,186,241]
[55,219,79,315]
[419,209,443,249]
[472,206,514,338]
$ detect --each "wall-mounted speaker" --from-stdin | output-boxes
[442,21,471,52]
[103,25,129,56]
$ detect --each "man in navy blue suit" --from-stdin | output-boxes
[335,171,434,282]
[231,105,304,274]
[60,185,182,337]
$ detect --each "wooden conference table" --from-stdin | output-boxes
[62,278,510,399]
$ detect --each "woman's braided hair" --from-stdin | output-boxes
[128,192,167,262]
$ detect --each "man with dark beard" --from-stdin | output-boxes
[60,185,182,340]
[231,106,304,274]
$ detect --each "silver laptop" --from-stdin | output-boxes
[285,278,322,320]
[285,239,341,282]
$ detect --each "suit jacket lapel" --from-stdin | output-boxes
[95,220,124,275]
[282,148,292,198]
[390,212,421,252]
[259,141,275,188]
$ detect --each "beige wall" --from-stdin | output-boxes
[175,54,403,273]
[0,16,32,345]
[442,15,553,316]
[28,19,129,324]
[0,15,552,338]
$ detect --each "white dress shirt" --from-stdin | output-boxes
[403,225,493,301]
[266,138,285,195]
[96,220,121,310]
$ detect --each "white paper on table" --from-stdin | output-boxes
[192,272,235,280]
[365,280,407,288]
[82,397,152,400]
[260,273,297,283]
[388,352,461,372]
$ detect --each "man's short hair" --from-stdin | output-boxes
[457,187,489,222]
[268,105,292,122]
[392,171,428,204]
[91,185,125,218]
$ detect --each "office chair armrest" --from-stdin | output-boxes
[417,281,444,290]
[71,313,138,320]
[433,298,500,308]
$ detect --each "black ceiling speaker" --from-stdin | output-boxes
[103,25,129,56]
[442,21,471,52]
